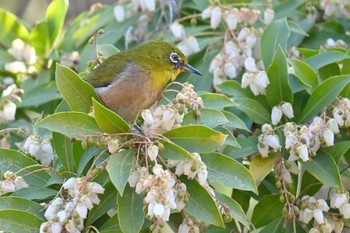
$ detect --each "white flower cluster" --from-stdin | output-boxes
[320,0,350,18]
[299,196,330,225]
[332,97,350,128]
[128,165,187,225]
[6,39,37,74]
[257,124,281,158]
[141,83,203,135]
[271,102,294,125]
[170,153,208,186]
[330,189,350,219]
[299,191,350,233]
[40,177,105,233]
[22,135,54,165]
[241,57,270,95]
[0,171,28,194]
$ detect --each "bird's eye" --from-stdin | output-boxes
[170,52,180,64]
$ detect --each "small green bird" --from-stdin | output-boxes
[84,41,202,122]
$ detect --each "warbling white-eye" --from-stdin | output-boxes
[84,41,202,122]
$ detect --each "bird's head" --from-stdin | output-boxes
[136,41,202,77]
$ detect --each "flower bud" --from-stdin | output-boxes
[210,7,222,29]
[114,5,125,22]
[170,22,186,39]
[264,8,275,24]
[271,106,283,125]
[281,102,294,119]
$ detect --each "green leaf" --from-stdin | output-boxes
[305,51,350,70]
[117,185,144,233]
[259,217,284,233]
[0,149,50,186]
[163,125,227,153]
[200,93,235,109]
[0,209,43,233]
[201,153,257,193]
[0,9,29,47]
[56,64,101,113]
[35,112,102,138]
[18,81,62,108]
[12,187,58,200]
[52,132,75,172]
[107,150,135,196]
[30,21,51,57]
[183,179,224,227]
[223,136,258,159]
[86,182,117,225]
[261,18,290,68]
[221,111,250,131]
[77,147,105,176]
[235,98,270,124]
[215,126,240,148]
[303,149,343,190]
[251,194,284,228]
[266,46,293,106]
[290,59,318,92]
[46,0,68,47]
[250,152,280,186]
[215,192,250,227]
[218,80,254,98]
[182,108,229,128]
[158,141,192,160]
[0,197,44,220]
[323,141,350,164]
[299,75,350,123]
[93,98,130,133]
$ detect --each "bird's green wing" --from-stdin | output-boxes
[83,52,131,88]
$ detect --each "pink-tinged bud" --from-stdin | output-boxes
[322,128,334,146]
[114,5,125,22]
[327,118,340,134]
[297,145,309,162]
[244,57,258,72]
[271,106,283,125]
[265,135,280,150]
[170,22,186,39]
[210,7,222,29]
[281,102,294,119]
[264,8,275,24]
[202,7,212,19]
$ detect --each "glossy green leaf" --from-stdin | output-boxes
[117,185,144,233]
[52,132,75,172]
[303,149,343,190]
[218,80,254,98]
[222,110,250,131]
[30,21,51,57]
[35,112,102,138]
[163,125,227,153]
[215,192,250,227]
[0,149,50,186]
[56,64,101,113]
[223,136,258,159]
[0,9,29,47]
[107,149,135,196]
[12,187,58,200]
[235,98,270,124]
[202,153,257,193]
[183,179,224,227]
[261,18,290,68]
[251,194,284,228]
[215,126,240,148]
[158,141,192,160]
[77,147,105,176]
[259,217,284,233]
[305,51,350,70]
[266,46,293,106]
[0,209,43,233]
[0,197,44,220]
[86,182,118,225]
[299,75,350,123]
[323,141,350,164]
[46,0,68,47]
[250,152,280,186]
[290,59,317,92]
[183,108,229,128]
[319,63,340,82]
[200,93,235,109]
[93,98,130,133]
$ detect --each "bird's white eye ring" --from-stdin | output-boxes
[170,52,180,64]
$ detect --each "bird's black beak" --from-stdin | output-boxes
[181,63,202,76]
